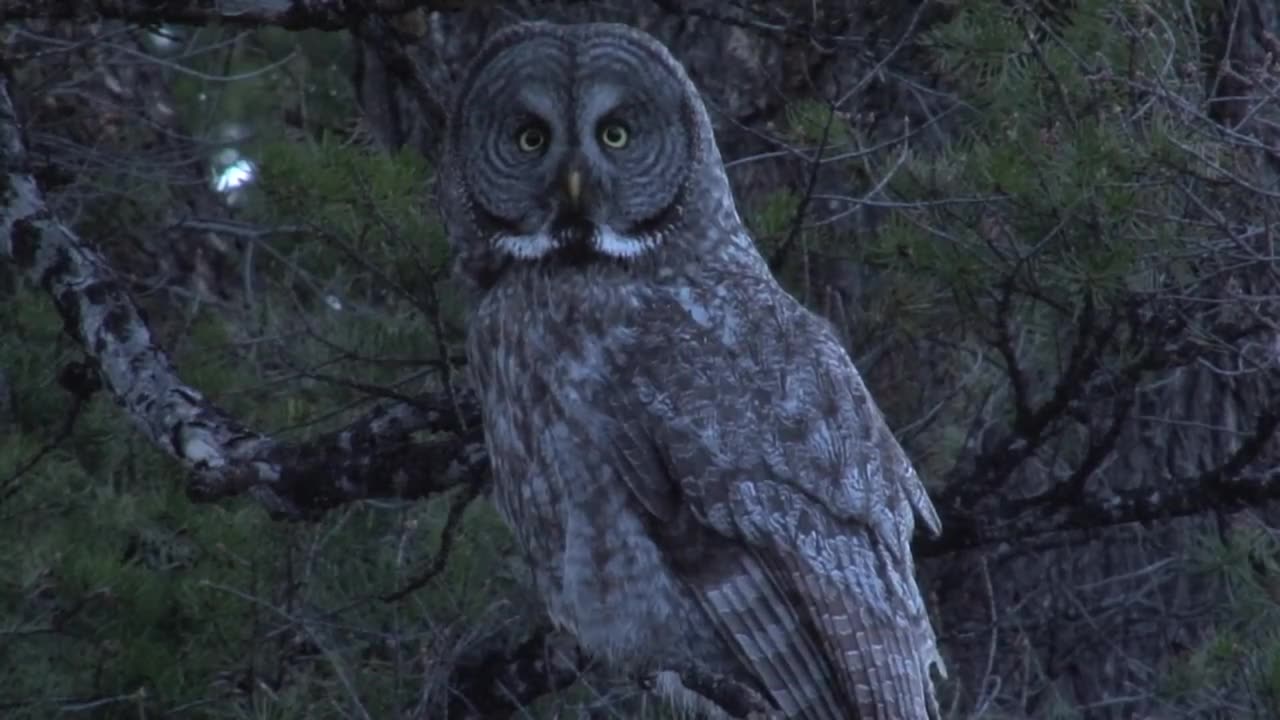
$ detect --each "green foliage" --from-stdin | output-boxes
[229,136,465,427]
[2,51,495,716]
[1159,529,1280,709]
[0,281,519,719]
[171,28,354,141]
[252,137,449,281]
[811,0,1235,459]
[896,0,1209,302]
[785,99,852,147]
[4,17,511,711]
[751,189,801,241]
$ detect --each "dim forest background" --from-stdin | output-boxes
[2,0,1280,718]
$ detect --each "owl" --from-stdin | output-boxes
[438,21,945,720]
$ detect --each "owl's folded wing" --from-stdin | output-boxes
[609,312,942,720]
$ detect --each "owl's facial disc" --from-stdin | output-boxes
[466,33,695,265]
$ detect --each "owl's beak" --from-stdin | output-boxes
[568,166,583,203]
[564,168,583,209]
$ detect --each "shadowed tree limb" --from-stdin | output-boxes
[923,409,1280,556]
[446,627,588,719]
[0,0,471,31]
[923,464,1280,556]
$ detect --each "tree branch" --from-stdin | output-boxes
[0,70,488,519]
[0,1,462,31]
[924,407,1280,556]
[446,627,588,719]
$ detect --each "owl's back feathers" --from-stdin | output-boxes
[605,267,943,719]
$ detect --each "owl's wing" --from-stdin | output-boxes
[610,292,943,720]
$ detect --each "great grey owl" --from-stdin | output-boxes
[439,21,944,720]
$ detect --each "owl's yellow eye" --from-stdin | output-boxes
[516,125,547,152]
[599,122,629,149]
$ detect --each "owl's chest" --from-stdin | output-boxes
[465,275,639,541]
[467,277,635,467]
[465,277,716,665]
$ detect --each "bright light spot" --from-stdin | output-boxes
[209,145,258,207]
[215,159,256,193]
[324,294,344,312]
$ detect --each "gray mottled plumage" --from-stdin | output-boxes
[439,21,944,719]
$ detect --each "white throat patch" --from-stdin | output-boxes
[592,225,657,258]
[493,224,658,261]
[494,231,558,260]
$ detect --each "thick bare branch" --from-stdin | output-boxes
[0,71,485,518]
[926,409,1280,556]
[0,78,241,473]
[194,393,488,517]
[0,0,462,30]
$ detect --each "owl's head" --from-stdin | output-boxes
[440,22,739,285]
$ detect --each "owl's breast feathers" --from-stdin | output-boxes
[468,262,943,719]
